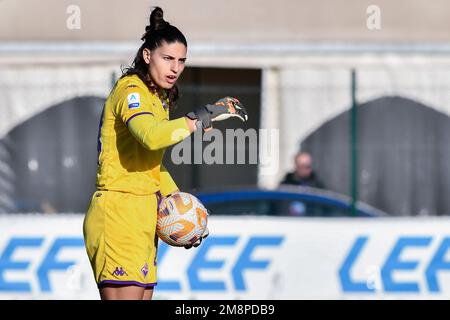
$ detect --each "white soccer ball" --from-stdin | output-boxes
[157,192,209,247]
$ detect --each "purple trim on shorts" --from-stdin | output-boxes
[98,280,157,289]
[125,112,154,127]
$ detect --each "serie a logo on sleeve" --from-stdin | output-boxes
[127,93,141,109]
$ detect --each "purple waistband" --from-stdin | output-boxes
[98,280,157,289]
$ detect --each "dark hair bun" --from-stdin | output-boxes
[149,7,169,31]
[141,7,170,40]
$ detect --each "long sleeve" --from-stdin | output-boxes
[116,82,191,151]
[127,114,191,151]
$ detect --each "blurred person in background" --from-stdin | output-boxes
[82,7,248,300]
[280,151,325,189]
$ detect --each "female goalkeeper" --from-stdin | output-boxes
[83,7,248,300]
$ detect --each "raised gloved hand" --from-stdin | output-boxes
[186,97,248,131]
[184,227,209,249]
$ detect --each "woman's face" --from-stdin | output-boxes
[143,41,187,89]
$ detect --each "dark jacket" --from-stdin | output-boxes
[280,171,325,189]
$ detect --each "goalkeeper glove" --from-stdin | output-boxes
[186,97,248,131]
[184,227,210,249]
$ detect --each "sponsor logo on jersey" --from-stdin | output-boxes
[113,266,128,277]
[127,93,140,109]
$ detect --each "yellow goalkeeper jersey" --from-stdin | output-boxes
[96,74,190,196]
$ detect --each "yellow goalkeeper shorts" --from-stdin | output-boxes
[83,190,160,288]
